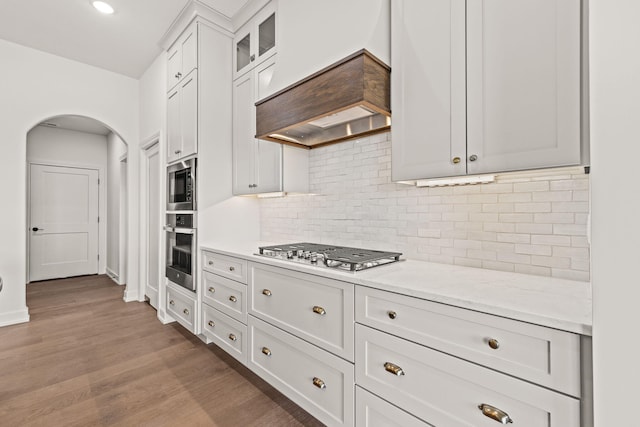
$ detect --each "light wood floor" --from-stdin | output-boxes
[0,275,324,426]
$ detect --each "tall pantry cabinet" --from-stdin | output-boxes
[162,16,233,334]
[392,0,588,181]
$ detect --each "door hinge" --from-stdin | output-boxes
[98,178,100,185]
[97,254,100,260]
[97,216,100,223]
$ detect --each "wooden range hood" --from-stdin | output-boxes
[255,49,391,149]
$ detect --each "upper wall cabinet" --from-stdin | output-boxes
[233,2,277,80]
[167,22,198,93]
[392,0,586,181]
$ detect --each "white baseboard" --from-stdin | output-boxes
[0,308,30,327]
[157,309,175,325]
[123,287,139,302]
[106,267,120,284]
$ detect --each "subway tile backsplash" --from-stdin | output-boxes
[259,133,590,281]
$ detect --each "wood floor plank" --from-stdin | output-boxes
[0,275,324,426]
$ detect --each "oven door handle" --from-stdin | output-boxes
[173,227,195,235]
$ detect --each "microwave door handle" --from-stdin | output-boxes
[164,225,174,232]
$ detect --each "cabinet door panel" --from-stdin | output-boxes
[466,0,582,174]
[233,72,256,195]
[391,0,466,181]
[167,88,181,163]
[254,57,282,193]
[167,48,181,91]
[181,26,198,78]
[180,70,198,159]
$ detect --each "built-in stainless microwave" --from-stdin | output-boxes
[167,158,196,211]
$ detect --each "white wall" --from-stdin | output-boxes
[0,39,139,327]
[590,0,640,424]
[27,126,109,277]
[107,132,127,280]
[268,0,390,95]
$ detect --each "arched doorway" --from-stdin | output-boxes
[26,115,128,287]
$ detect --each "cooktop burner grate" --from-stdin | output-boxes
[257,242,402,271]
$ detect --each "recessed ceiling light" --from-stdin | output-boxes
[92,1,114,14]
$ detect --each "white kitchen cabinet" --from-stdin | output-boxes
[356,387,431,427]
[392,0,585,181]
[232,59,282,195]
[248,262,355,361]
[233,2,277,80]
[167,21,198,92]
[166,282,197,333]
[248,315,355,427]
[167,69,198,164]
[233,55,308,195]
[356,324,581,427]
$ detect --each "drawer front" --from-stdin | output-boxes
[355,286,581,397]
[202,251,247,283]
[356,325,580,427]
[249,263,354,361]
[166,287,196,333]
[248,316,354,427]
[202,271,247,323]
[202,304,247,365]
[356,386,432,427]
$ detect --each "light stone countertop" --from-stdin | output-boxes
[200,241,593,336]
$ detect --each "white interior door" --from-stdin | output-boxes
[29,164,99,281]
[145,144,160,309]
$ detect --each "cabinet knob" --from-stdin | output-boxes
[175,73,179,78]
[452,157,461,164]
[261,347,272,357]
[174,150,181,155]
[250,54,256,62]
[169,300,175,306]
[312,306,326,316]
[208,320,215,327]
[384,362,405,376]
[177,72,182,77]
[387,310,397,320]
[183,308,189,315]
[208,260,214,265]
[228,333,237,342]
[312,377,326,390]
[229,266,235,272]
[208,287,215,293]
[487,338,500,350]
[262,289,272,297]
[478,404,513,424]
[229,295,237,303]
[469,154,478,162]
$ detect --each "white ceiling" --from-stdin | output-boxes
[0,0,250,78]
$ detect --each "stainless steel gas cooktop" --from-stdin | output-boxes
[257,242,402,272]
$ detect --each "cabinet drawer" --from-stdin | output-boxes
[202,271,247,323]
[202,251,247,283]
[249,263,354,361]
[356,387,431,427]
[355,286,581,397]
[248,316,354,427]
[356,325,580,427]
[166,286,196,333]
[202,304,247,365]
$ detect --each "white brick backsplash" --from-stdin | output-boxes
[259,133,590,281]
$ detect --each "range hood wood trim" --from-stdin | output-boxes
[255,49,391,148]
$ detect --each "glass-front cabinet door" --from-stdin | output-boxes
[233,2,277,79]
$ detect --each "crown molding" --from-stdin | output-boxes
[159,0,234,50]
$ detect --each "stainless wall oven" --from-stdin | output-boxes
[167,158,196,211]
[165,213,196,291]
